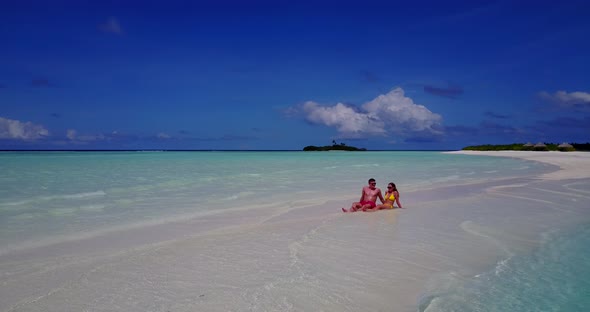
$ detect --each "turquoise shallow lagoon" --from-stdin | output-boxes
[0,151,551,251]
[0,151,588,311]
[419,223,590,311]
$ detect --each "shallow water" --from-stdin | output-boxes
[2,151,588,312]
[0,151,551,252]
[419,224,590,312]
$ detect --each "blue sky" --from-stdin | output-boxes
[1,0,589,150]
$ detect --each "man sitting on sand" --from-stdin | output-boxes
[342,178,385,212]
[363,182,402,211]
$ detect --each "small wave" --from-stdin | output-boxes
[222,191,256,201]
[79,204,106,212]
[1,190,106,207]
[351,163,380,167]
[493,256,514,276]
[61,191,106,199]
[1,199,31,206]
[460,221,513,257]
[417,226,590,311]
[430,175,461,183]
[417,272,466,312]
[10,212,37,220]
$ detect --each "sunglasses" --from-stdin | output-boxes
[370,182,376,185]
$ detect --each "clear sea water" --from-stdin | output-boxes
[0,151,549,250]
[420,224,590,312]
[2,151,588,311]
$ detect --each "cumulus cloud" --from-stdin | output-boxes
[99,17,123,34]
[539,90,590,109]
[301,87,443,138]
[0,116,49,140]
[303,102,384,135]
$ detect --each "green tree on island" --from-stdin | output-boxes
[303,141,366,151]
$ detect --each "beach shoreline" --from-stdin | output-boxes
[1,151,589,311]
[446,150,590,180]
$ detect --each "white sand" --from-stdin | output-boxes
[1,151,589,311]
[447,151,590,180]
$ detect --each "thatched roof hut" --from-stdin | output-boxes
[523,142,534,150]
[558,142,575,152]
[534,142,548,151]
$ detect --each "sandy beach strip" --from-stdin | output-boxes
[446,150,590,180]
[2,152,590,312]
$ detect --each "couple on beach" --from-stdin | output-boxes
[342,178,402,212]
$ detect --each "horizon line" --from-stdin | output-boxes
[0,149,457,152]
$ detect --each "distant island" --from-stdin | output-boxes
[303,140,367,151]
[462,142,590,152]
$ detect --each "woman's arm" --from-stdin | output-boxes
[394,191,402,208]
[377,190,385,204]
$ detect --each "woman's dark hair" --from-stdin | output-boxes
[388,182,398,192]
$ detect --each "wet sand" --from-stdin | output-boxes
[1,152,589,311]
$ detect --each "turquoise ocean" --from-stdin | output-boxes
[1,151,589,311]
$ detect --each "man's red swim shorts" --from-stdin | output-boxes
[360,200,376,208]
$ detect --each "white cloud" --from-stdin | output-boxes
[301,87,443,138]
[303,101,385,135]
[157,132,171,139]
[539,90,590,107]
[66,129,107,142]
[66,129,77,140]
[0,116,49,140]
[363,88,443,134]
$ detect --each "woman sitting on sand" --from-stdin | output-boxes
[363,182,402,211]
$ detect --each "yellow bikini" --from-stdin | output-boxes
[384,192,395,208]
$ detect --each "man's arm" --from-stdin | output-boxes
[377,189,385,204]
[359,188,366,202]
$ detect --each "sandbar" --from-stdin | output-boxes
[447,150,590,180]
